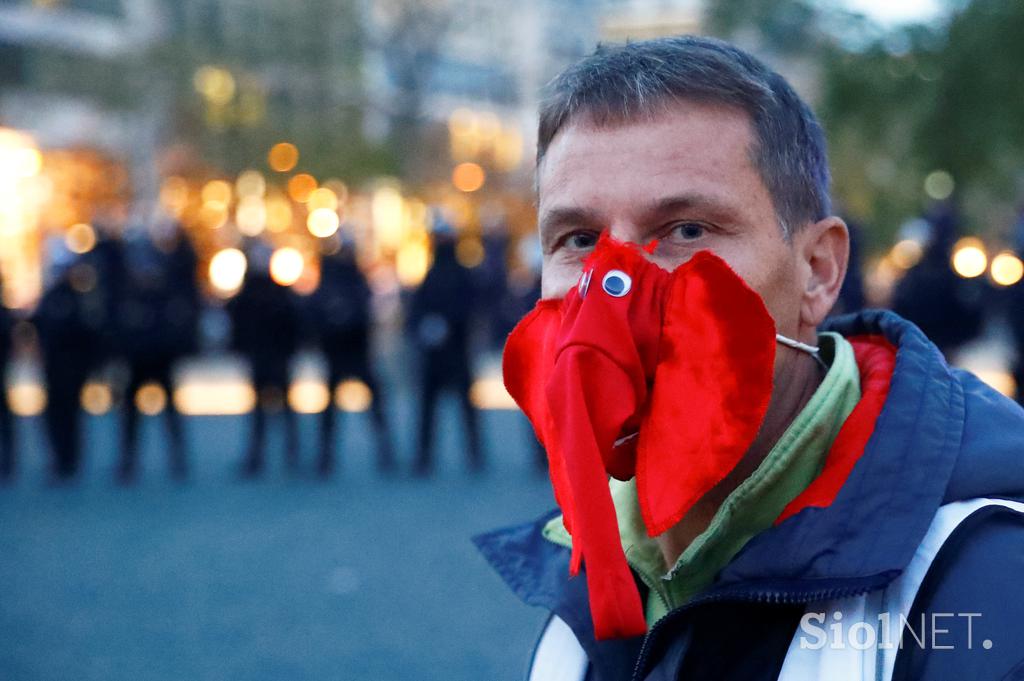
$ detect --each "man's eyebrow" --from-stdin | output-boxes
[639,193,738,223]
[538,206,604,244]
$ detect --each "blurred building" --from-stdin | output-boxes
[163,0,369,179]
[361,0,601,182]
[0,0,166,308]
[0,0,167,191]
[600,0,702,40]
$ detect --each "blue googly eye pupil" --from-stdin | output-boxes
[601,270,632,297]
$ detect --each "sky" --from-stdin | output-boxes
[839,0,946,25]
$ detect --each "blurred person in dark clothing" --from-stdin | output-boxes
[309,238,394,477]
[1006,204,1024,405]
[33,241,104,481]
[408,219,483,476]
[0,280,14,482]
[86,220,126,365]
[114,222,199,483]
[830,218,865,316]
[228,243,300,477]
[477,214,511,350]
[501,235,546,473]
[892,200,984,361]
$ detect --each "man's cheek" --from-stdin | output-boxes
[541,261,582,300]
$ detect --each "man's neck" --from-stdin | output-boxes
[654,347,825,570]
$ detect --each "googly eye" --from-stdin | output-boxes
[578,270,593,297]
[601,270,631,297]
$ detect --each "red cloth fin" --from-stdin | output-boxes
[502,299,579,542]
[776,335,896,524]
[637,251,776,537]
[545,345,648,640]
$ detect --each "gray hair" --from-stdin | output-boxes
[537,35,831,235]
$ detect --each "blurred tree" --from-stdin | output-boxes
[367,0,454,179]
[148,0,397,182]
[705,0,823,55]
[820,0,1024,241]
[917,0,1024,193]
[709,0,1024,246]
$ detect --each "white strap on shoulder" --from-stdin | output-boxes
[777,497,1024,681]
[528,616,588,681]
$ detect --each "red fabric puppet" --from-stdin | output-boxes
[503,233,778,640]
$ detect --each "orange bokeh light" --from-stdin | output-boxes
[452,162,485,192]
[287,173,317,203]
[268,142,299,173]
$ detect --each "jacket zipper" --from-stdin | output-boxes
[625,555,671,614]
[629,579,889,680]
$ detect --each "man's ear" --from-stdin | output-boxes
[797,216,849,328]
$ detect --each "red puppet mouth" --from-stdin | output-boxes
[502,233,776,640]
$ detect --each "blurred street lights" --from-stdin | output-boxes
[951,237,987,279]
[269,246,304,286]
[268,142,299,173]
[990,251,1024,287]
[209,247,247,296]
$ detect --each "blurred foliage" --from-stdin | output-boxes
[708,0,1024,248]
[706,0,825,55]
[368,0,455,181]
[145,0,397,183]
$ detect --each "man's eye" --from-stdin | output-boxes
[564,231,599,251]
[669,222,707,241]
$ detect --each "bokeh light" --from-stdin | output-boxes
[974,369,1017,399]
[65,222,96,255]
[159,176,190,217]
[456,237,485,268]
[335,380,372,412]
[990,251,1024,287]
[268,142,299,172]
[924,170,955,200]
[11,148,42,178]
[81,382,113,415]
[493,129,524,171]
[287,173,317,203]
[236,197,267,236]
[307,208,340,238]
[269,247,304,286]
[371,185,404,250]
[396,239,431,287]
[7,382,46,417]
[265,195,293,232]
[201,179,232,207]
[469,377,517,410]
[174,378,256,416]
[209,248,247,295]
[199,202,229,230]
[307,187,338,212]
[235,169,266,198]
[193,66,236,106]
[135,383,167,416]
[889,238,923,270]
[951,237,987,278]
[288,381,330,414]
[452,162,485,192]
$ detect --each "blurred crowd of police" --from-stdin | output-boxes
[3,198,1024,486]
[0,211,544,485]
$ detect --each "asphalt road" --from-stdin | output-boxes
[0,398,554,681]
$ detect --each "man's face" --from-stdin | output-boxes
[537,102,805,343]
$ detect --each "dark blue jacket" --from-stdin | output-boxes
[475,310,1024,680]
